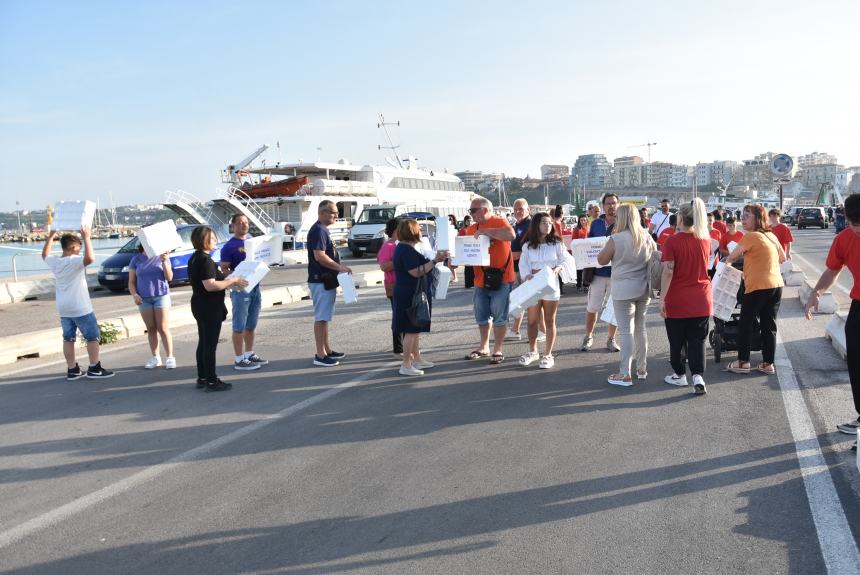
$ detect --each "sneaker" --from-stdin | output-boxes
[692,374,707,395]
[234,358,261,371]
[314,354,339,367]
[247,353,269,366]
[608,374,633,387]
[606,338,620,352]
[539,354,555,369]
[580,335,593,351]
[536,332,547,343]
[398,365,424,376]
[413,360,435,370]
[66,364,84,381]
[144,356,162,369]
[165,357,177,369]
[205,379,232,392]
[664,373,688,386]
[837,418,860,435]
[505,329,521,341]
[327,350,346,360]
[86,362,115,379]
[195,378,206,389]
[519,351,539,366]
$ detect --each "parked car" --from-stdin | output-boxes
[797,207,829,230]
[783,207,804,225]
[97,224,228,292]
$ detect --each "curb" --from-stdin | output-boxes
[0,270,384,365]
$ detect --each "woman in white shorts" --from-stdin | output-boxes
[517,212,571,369]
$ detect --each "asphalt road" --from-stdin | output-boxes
[1,228,858,574]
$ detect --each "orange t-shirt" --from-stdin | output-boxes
[740,231,783,293]
[465,216,516,288]
[571,228,588,240]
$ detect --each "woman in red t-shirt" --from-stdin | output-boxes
[571,214,589,289]
[768,208,794,258]
[660,198,713,394]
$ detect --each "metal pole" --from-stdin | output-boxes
[12,253,18,282]
[779,184,784,211]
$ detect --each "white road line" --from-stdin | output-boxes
[774,333,860,574]
[0,361,398,549]
[791,252,852,297]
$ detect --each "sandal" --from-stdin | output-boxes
[725,360,751,374]
[757,363,776,375]
[490,353,505,365]
[465,350,490,360]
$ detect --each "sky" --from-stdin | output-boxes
[1,0,858,211]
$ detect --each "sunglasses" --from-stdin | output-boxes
[468,207,484,214]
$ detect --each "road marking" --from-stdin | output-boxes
[790,252,852,298]
[774,333,860,574]
[0,361,397,549]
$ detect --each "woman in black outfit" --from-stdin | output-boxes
[188,226,247,391]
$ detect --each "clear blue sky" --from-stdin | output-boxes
[1,0,857,211]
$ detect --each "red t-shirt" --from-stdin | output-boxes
[713,220,727,235]
[826,228,860,301]
[465,216,516,288]
[661,232,713,318]
[657,227,676,249]
[719,230,744,253]
[770,223,794,252]
[571,228,588,240]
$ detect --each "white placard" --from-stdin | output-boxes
[417,237,436,260]
[53,200,96,231]
[508,266,557,318]
[712,261,743,321]
[232,260,270,293]
[727,241,739,253]
[779,259,793,275]
[337,272,357,303]
[434,263,452,300]
[600,295,618,326]
[451,235,491,266]
[435,220,456,255]
[558,251,578,284]
[244,234,283,265]
[570,237,608,270]
[138,220,184,258]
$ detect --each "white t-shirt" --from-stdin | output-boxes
[45,254,93,317]
[651,211,672,236]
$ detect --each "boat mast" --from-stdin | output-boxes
[377,114,403,169]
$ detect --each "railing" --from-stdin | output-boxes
[225,186,277,231]
[164,189,224,226]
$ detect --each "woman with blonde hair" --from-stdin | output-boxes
[597,203,657,386]
[660,197,713,394]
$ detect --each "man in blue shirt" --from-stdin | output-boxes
[220,214,267,371]
[582,193,619,352]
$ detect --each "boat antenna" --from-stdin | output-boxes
[377,113,403,169]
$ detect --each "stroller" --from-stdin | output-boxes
[709,261,761,363]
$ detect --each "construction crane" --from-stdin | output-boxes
[629,141,658,163]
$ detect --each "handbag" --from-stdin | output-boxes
[483,251,511,291]
[320,269,339,290]
[407,268,432,328]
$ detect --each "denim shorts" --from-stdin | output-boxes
[138,294,172,310]
[61,312,100,342]
[231,286,262,332]
[473,283,513,326]
[308,281,337,322]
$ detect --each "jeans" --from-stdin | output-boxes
[664,316,710,376]
[847,300,860,416]
[473,283,513,326]
[60,312,100,342]
[737,287,782,364]
[613,294,650,376]
[231,286,261,332]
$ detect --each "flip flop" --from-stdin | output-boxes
[757,363,776,375]
[464,350,490,360]
[724,360,751,374]
[490,353,505,365]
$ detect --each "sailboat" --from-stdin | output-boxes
[108,193,121,238]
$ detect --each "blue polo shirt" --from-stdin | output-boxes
[589,215,613,278]
[511,216,531,253]
[220,235,260,293]
[306,221,337,283]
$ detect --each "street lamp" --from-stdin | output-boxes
[16,201,21,234]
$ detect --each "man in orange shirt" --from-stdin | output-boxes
[464,197,516,365]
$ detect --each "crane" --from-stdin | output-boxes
[629,141,658,163]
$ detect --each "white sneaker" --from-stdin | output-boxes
[144,356,162,369]
[536,332,547,343]
[580,335,593,351]
[505,329,521,341]
[606,338,620,352]
[608,374,633,387]
[539,354,555,369]
[413,360,435,370]
[165,357,177,369]
[398,365,424,376]
[664,373,688,386]
[692,374,707,395]
[519,351,539,366]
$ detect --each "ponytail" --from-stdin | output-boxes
[679,198,709,239]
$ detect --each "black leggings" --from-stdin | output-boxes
[847,300,860,416]
[193,308,223,382]
[737,287,782,364]
[664,317,709,376]
[464,265,474,289]
[388,296,403,354]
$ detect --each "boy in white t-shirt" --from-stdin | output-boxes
[42,225,114,380]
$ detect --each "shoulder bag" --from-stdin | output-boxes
[407,266,432,328]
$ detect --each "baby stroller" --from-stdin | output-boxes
[709,261,761,363]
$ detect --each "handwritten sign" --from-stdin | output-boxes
[451,235,490,266]
[244,234,283,265]
[570,237,608,270]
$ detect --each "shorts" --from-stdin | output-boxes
[61,312,100,342]
[473,283,513,327]
[231,287,262,332]
[308,281,337,322]
[586,275,612,314]
[138,294,172,310]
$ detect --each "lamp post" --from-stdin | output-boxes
[16,201,21,234]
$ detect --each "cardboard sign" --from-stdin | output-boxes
[53,200,96,231]
[138,220,184,258]
[337,272,357,303]
[508,266,557,318]
[435,220,457,255]
[451,235,491,266]
[433,263,452,300]
[232,260,270,293]
[570,237,608,270]
[244,234,283,265]
[712,261,743,321]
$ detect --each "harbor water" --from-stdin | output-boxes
[0,238,128,280]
